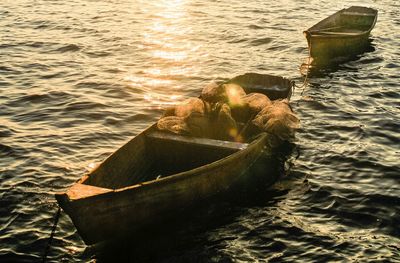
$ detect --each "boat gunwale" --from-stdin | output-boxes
[58,130,268,202]
[114,132,267,193]
[55,73,294,245]
[57,72,293,203]
[305,31,370,39]
[304,6,378,39]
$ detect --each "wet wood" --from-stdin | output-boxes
[67,184,113,200]
[55,73,293,245]
[304,6,378,61]
[147,130,248,151]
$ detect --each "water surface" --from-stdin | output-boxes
[1,0,399,261]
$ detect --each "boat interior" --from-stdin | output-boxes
[310,6,377,34]
[74,73,293,192]
[81,127,249,190]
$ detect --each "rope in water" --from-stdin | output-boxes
[289,43,313,172]
[295,53,311,93]
[294,43,312,106]
[42,205,61,263]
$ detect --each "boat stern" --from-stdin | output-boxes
[55,183,114,244]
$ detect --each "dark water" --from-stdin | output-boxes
[1,0,400,262]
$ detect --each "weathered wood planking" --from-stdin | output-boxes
[304,6,378,62]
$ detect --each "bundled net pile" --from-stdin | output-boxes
[157,82,300,142]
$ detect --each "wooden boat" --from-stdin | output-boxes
[304,6,378,62]
[55,73,294,245]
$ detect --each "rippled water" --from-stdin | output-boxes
[1,0,399,261]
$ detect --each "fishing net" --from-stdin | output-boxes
[158,84,298,142]
[230,92,272,122]
[201,82,246,104]
[242,93,272,112]
[163,97,207,118]
[185,112,213,138]
[224,83,247,106]
[213,103,238,141]
[252,99,300,141]
[157,116,190,135]
[200,81,226,103]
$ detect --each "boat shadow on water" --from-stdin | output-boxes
[86,142,297,262]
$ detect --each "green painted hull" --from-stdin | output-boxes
[304,6,378,62]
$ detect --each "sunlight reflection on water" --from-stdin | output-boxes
[124,0,201,108]
[1,0,399,261]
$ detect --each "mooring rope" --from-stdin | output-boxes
[293,43,313,109]
[42,205,61,263]
[290,44,313,168]
[295,60,310,93]
[294,41,313,95]
[297,58,310,87]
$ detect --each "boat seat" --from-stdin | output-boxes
[146,130,249,152]
[66,183,113,200]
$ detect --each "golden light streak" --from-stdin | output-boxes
[225,83,245,107]
[124,0,199,108]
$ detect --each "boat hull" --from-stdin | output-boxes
[56,133,268,244]
[304,6,377,63]
[55,73,294,245]
[305,32,371,62]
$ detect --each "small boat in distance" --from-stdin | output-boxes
[55,73,294,245]
[304,6,378,63]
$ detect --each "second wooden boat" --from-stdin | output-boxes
[55,73,294,245]
[304,6,378,62]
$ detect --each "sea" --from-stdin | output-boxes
[1,0,399,262]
